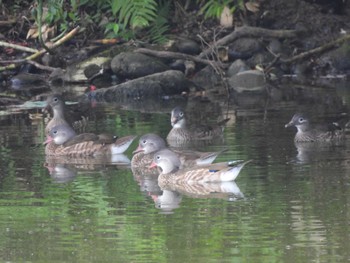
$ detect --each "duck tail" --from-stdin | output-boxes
[221,160,252,181]
[196,148,228,165]
[111,135,137,154]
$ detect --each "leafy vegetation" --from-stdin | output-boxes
[27,0,253,43]
[197,0,243,19]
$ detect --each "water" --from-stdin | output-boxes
[0,83,350,262]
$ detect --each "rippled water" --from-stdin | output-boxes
[0,83,350,262]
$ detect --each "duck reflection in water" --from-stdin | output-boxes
[150,181,244,214]
[293,142,346,165]
[44,154,131,183]
[44,162,77,183]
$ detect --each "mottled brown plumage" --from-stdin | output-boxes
[131,133,226,175]
[285,113,346,142]
[150,149,251,188]
[166,106,229,143]
[44,94,89,134]
[45,124,136,157]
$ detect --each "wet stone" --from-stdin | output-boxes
[228,70,267,93]
[89,70,190,102]
[227,59,250,77]
[110,52,170,79]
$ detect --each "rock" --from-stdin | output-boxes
[191,66,222,90]
[247,51,275,68]
[55,56,111,83]
[48,68,66,86]
[84,64,102,79]
[9,73,48,90]
[228,38,263,60]
[83,64,118,88]
[268,39,282,54]
[227,59,250,77]
[322,43,350,72]
[88,70,190,102]
[41,53,65,68]
[174,38,201,55]
[110,52,170,79]
[228,70,267,93]
[169,59,186,72]
[8,73,50,97]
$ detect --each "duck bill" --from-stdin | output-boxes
[148,161,158,169]
[170,116,178,126]
[42,103,50,113]
[285,121,293,128]
[132,145,144,154]
[43,136,53,145]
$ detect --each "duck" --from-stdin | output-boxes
[166,106,230,143]
[44,124,136,157]
[285,113,346,142]
[131,133,226,175]
[149,148,251,185]
[44,94,89,134]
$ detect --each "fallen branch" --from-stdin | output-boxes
[135,48,230,68]
[26,26,80,61]
[280,33,350,64]
[0,41,38,53]
[26,60,57,72]
[0,19,17,26]
[199,25,302,59]
[263,33,350,72]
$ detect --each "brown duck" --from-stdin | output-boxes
[285,113,346,142]
[131,133,226,175]
[45,124,136,157]
[44,94,89,135]
[149,149,251,186]
[166,106,230,143]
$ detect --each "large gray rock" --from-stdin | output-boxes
[111,52,170,79]
[228,38,263,60]
[228,70,267,93]
[89,70,190,102]
[191,66,222,90]
[227,59,250,77]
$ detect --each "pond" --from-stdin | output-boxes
[0,80,350,262]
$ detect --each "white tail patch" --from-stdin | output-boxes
[110,136,136,155]
[220,160,251,181]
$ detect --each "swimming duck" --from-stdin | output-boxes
[131,133,226,174]
[149,149,251,185]
[166,106,230,144]
[285,113,346,142]
[44,124,136,156]
[44,94,89,134]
